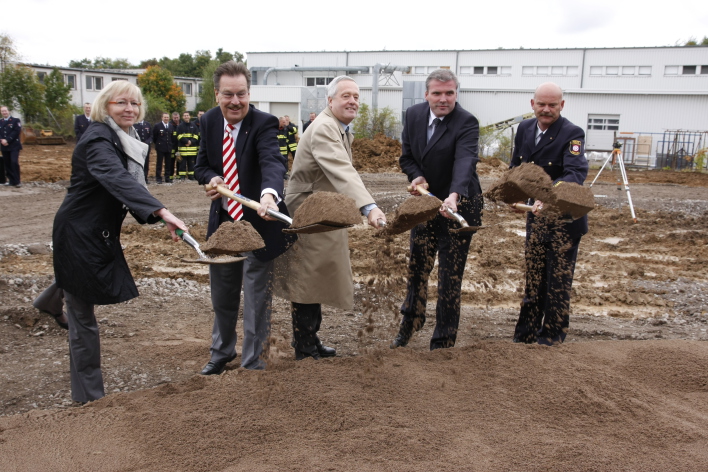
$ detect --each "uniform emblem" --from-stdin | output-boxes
[569,140,582,156]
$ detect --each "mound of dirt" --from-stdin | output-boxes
[352,134,401,173]
[552,181,596,219]
[291,192,361,228]
[485,163,555,204]
[202,220,264,255]
[382,195,441,235]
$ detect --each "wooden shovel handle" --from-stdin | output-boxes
[208,184,293,225]
[511,203,534,212]
[405,184,469,228]
[407,184,432,195]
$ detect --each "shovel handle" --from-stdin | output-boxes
[511,203,534,212]
[406,184,470,228]
[211,185,293,225]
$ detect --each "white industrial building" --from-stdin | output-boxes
[247,47,708,165]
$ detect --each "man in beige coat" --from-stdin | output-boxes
[276,76,386,360]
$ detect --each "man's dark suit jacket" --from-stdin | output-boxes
[194,105,295,262]
[152,121,172,152]
[510,116,588,238]
[399,101,483,224]
[74,115,91,142]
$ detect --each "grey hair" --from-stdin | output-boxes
[425,69,459,91]
[327,76,357,98]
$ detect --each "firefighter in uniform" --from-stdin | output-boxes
[284,115,298,158]
[277,117,290,174]
[168,112,181,183]
[176,111,200,180]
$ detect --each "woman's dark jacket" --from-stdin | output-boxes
[53,122,163,305]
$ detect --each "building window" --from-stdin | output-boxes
[473,66,484,75]
[536,66,549,75]
[638,66,652,76]
[36,72,46,83]
[522,66,534,75]
[180,82,192,96]
[588,116,620,131]
[86,76,103,91]
[682,65,697,74]
[567,66,579,75]
[664,66,679,75]
[589,66,602,75]
[485,66,497,75]
[500,66,511,74]
[414,66,426,74]
[306,77,334,86]
[111,77,127,81]
[551,66,564,75]
[64,74,76,89]
[606,66,619,75]
[460,66,472,74]
[622,66,635,75]
[198,83,203,94]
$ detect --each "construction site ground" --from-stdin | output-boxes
[1,143,707,471]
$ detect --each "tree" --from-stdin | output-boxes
[0,33,20,71]
[195,60,220,112]
[352,104,400,139]
[137,66,186,114]
[0,65,45,122]
[68,57,136,69]
[683,36,708,46]
[44,67,72,111]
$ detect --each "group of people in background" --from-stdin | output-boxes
[76,102,207,184]
[34,61,587,406]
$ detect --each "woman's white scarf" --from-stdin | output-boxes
[104,116,148,188]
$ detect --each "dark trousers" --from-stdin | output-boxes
[291,302,322,355]
[400,214,474,350]
[155,150,170,182]
[1,148,20,185]
[64,291,105,403]
[178,155,196,180]
[0,152,5,182]
[514,234,581,345]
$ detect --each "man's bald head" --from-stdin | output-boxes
[531,82,564,131]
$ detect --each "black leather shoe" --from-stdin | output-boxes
[390,320,415,349]
[295,349,321,361]
[200,354,237,375]
[316,343,336,358]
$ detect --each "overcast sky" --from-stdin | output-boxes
[8,0,708,67]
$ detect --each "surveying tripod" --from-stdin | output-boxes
[589,141,638,223]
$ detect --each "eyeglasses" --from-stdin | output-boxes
[109,100,141,109]
[219,91,248,100]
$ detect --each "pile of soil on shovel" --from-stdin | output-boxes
[485,163,554,204]
[201,220,264,255]
[291,192,362,228]
[552,181,596,219]
[382,195,442,235]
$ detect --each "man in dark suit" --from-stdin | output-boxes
[302,112,316,133]
[152,113,172,183]
[133,118,152,180]
[194,61,294,373]
[392,69,483,350]
[0,106,23,187]
[510,82,588,346]
[74,103,92,142]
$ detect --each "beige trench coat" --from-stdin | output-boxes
[274,106,375,309]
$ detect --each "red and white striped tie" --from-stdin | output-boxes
[223,123,243,220]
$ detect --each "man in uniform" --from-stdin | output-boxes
[133,117,152,180]
[176,112,199,180]
[74,103,91,142]
[276,117,290,173]
[392,69,483,350]
[284,115,298,158]
[152,113,172,184]
[194,61,294,373]
[510,82,588,346]
[167,112,181,183]
[302,112,316,133]
[0,106,23,187]
[275,76,386,360]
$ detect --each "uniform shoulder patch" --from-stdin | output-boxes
[569,139,582,156]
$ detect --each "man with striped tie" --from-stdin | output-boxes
[194,61,295,374]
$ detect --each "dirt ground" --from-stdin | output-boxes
[1,142,707,471]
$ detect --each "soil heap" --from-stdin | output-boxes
[291,192,362,228]
[201,220,265,255]
[352,134,401,173]
[485,163,555,204]
[382,195,442,235]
